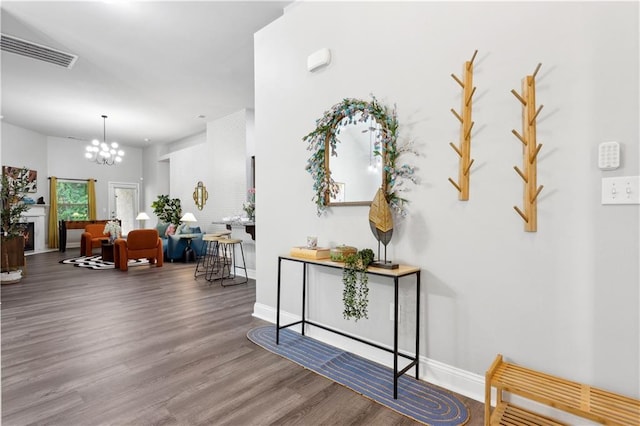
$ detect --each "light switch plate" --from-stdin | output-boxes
[602,176,640,204]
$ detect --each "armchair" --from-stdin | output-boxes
[113,229,163,271]
[80,224,110,256]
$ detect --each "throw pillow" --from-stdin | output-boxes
[165,224,176,236]
[176,223,189,234]
[156,222,169,237]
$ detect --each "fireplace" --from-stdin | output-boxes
[20,205,48,254]
[18,222,35,251]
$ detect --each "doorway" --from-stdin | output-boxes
[108,182,140,235]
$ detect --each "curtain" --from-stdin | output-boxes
[88,179,97,220]
[47,177,58,248]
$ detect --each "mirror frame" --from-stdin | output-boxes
[304,96,405,215]
[323,112,386,207]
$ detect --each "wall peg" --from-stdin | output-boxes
[448,50,478,201]
[511,63,544,232]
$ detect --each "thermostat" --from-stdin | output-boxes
[598,141,620,170]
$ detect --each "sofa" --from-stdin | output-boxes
[155,222,206,261]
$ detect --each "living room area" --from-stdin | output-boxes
[2,1,639,425]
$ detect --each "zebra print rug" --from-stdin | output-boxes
[60,255,149,270]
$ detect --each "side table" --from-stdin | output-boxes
[178,234,198,262]
[101,240,115,262]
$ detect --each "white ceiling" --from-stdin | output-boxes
[1,1,289,148]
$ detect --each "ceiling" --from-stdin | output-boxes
[0,1,289,148]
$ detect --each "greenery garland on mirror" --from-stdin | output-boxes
[342,248,375,321]
[302,95,417,217]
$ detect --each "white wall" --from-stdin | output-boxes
[254,1,639,400]
[1,122,144,247]
[165,110,256,274]
[1,122,49,204]
[141,143,170,221]
[47,135,143,218]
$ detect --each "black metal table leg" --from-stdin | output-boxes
[394,276,399,399]
[276,256,282,345]
[302,262,307,336]
[415,270,421,380]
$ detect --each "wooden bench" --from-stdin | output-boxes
[485,354,640,426]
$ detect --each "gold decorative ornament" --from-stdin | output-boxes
[369,187,397,269]
[193,181,208,210]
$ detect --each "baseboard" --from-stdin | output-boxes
[246,268,256,280]
[252,302,484,403]
[25,248,58,256]
[421,354,484,403]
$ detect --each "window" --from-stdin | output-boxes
[56,180,89,220]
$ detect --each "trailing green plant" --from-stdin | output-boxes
[1,166,31,239]
[342,248,375,321]
[303,95,417,217]
[151,195,182,226]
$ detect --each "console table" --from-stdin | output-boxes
[276,255,421,399]
[58,220,116,252]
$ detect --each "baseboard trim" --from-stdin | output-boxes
[252,302,484,403]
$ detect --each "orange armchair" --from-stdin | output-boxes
[80,224,110,256]
[113,229,163,271]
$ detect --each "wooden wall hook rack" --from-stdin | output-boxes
[448,50,478,201]
[511,63,544,232]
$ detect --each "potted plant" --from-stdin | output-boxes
[1,166,31,283]
[242,188,255,221]
[151,195,182,226]
[342,248,375,321]
[103,219,122,244]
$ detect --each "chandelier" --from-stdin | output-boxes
[85,115,124,165]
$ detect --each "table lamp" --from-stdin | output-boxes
[179,212,198,262]
[180,212,197,230]
[136,212,150,229]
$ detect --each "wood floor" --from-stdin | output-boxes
[2,250,484,425]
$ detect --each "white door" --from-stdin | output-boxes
[108,182,140,235]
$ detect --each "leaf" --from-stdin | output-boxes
[368,187,393,246]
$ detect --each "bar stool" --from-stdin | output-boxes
[195,230,231,279]
[217,238,248,286]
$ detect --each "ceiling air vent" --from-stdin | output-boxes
[1,33,78,69]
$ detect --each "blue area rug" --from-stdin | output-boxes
[247,325,469,425]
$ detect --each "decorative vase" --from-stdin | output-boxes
[1,270,22,285]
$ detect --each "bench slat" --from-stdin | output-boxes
[491,402,568,426]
